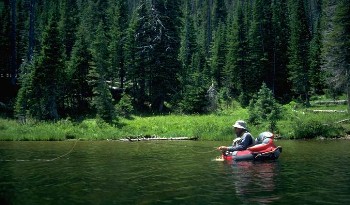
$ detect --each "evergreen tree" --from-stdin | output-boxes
[149,0,182,112]
[271,0,291,102]
[14,0,36,119]
[89,21,116,123]
[179,80,208,114]
[247,0,265,97]
[195,0,212,57]
[287,0,311,105]
[247,0,273,96]
[108,0,128,89]
[15,61,32,119]
[78,0,99,47]
[179,0,197,90]
[3,0,344,117]
[27,12,65,120]
[27,0,36,62]
[321,0,350,112]
[58,0,78,59]
[178,0,210,114]
[224,1,249,106]
[0,1,11,77]
[209,22,226,89]
[66,21,93,117]
[212,0,227,30]
[16,0,29,71]
[124,0,151,110]
[248,83,282,132]
[9,0,17,85]
[308,19,325,95]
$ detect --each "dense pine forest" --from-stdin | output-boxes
[0,0,349,123]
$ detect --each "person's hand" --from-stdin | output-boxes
[217,146,227,151]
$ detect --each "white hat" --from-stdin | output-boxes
[232,120,247,130]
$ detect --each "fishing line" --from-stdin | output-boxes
[189,147,217,154]
[188,147,226,161]
[39,139,80,162]
[0,139,80,162]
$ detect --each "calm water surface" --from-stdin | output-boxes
[1,140,350,205]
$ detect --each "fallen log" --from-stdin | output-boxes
[312,109,347,113]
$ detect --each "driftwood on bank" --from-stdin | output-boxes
[119,136,199,142]
[312,100,347,105]
[336,119,350,124]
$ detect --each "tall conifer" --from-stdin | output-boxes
[209,22,226,89]
[66,22,93,117]
[108,0,128,89]
[124,0,151,110]
[28,12,65,120]
[89,21,116,123]
[271,0,291,102]
[224,1,249,106]
[287,0,311,104]
[321,0,350,112]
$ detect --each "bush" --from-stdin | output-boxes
[115,94,134,117]
[248,83,283,132]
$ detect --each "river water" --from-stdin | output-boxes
[0,140,350,205]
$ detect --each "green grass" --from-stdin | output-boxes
[0,102,349,141]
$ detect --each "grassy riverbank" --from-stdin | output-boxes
[1,102,349,141]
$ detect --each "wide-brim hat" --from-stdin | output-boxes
[232,120,247,130]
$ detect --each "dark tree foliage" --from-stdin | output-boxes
[149,0,182,112]
[179,0,197,88]
[308,19,325,95]
[212,0,227,29]
[209,22,226,89]
[271,0,291,103]
[247,0,273,99]
[287,0,311,105]
[89,21,116,123]
[0,1,11,78]
[124,0,151,110]
[27,12,65,120]
[108,0,128,89]
[124,0,182,113]
[224,1,249,106]
[27,0,35,62]
[66,22,93,117]
[1,0,349,120]
[58,0,78,59]
[321,0,350,112]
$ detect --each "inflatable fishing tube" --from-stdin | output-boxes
[222,131,282,161]
[222,147,282,161]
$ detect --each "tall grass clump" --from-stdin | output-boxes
[117,110,251,141]
[291,117,344,139]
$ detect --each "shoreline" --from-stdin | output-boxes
[1,112,349,141]
[1,135,350,142]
